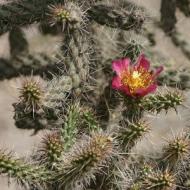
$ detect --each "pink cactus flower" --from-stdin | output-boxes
[112,54,163,98]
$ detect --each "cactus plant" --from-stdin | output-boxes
[0,0,189,190]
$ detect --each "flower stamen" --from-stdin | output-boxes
[121,67,152,94]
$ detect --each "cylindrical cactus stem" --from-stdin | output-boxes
[61,103,81,151]
[141,91,183,113]
[161,133,190,170]
[43,75,73,115]
[88,4,145,31]
[0,150,52,189]
[176,0,190,16]
[47,1,87,31]
[79,106,99,133]
[117,33,144,62]
[0,0,145,35]
[50,2,92,100]
[119,162,155,190]
[13,77,59,132]
[9,27,29,58]
[55,133,114,189]
[160,0,177,34]
[48,4,71,29]
[0,0,56,35]
[117,121,150,152]
[156,62,190,90]
[35,132,64,169]
[123,97,144,122]
[13,102,58,134]
[18,78,44,113]
[141,168,175,190]
[130,183,141,190]
[122,39,143,61]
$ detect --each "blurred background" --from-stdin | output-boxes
[0,0,190,189]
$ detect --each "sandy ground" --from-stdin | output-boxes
[0,0,190,189]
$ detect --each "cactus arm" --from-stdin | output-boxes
[0,1,144,35]
[0,0,65,35]
[0,150,52,189]
[88,4,145,31]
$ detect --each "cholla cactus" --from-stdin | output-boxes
[48,4,71,25]
[0,150,52,189]
[0,0,189,190]
[142,90,183,113]
[162,134,190,169]
[55,133,115,189]
[36,132,64,169]
[48,2,87,30]
[117,120,150,151]
[18,78,44,112]
[141,169,175,190]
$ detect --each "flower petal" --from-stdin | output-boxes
[120,86,131,96]
[112,76,122,89]
[112,58,131,76]
[136,54,150,70]
[152,66,164,78]
[112,77,132,96]
[135,84,157,97]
